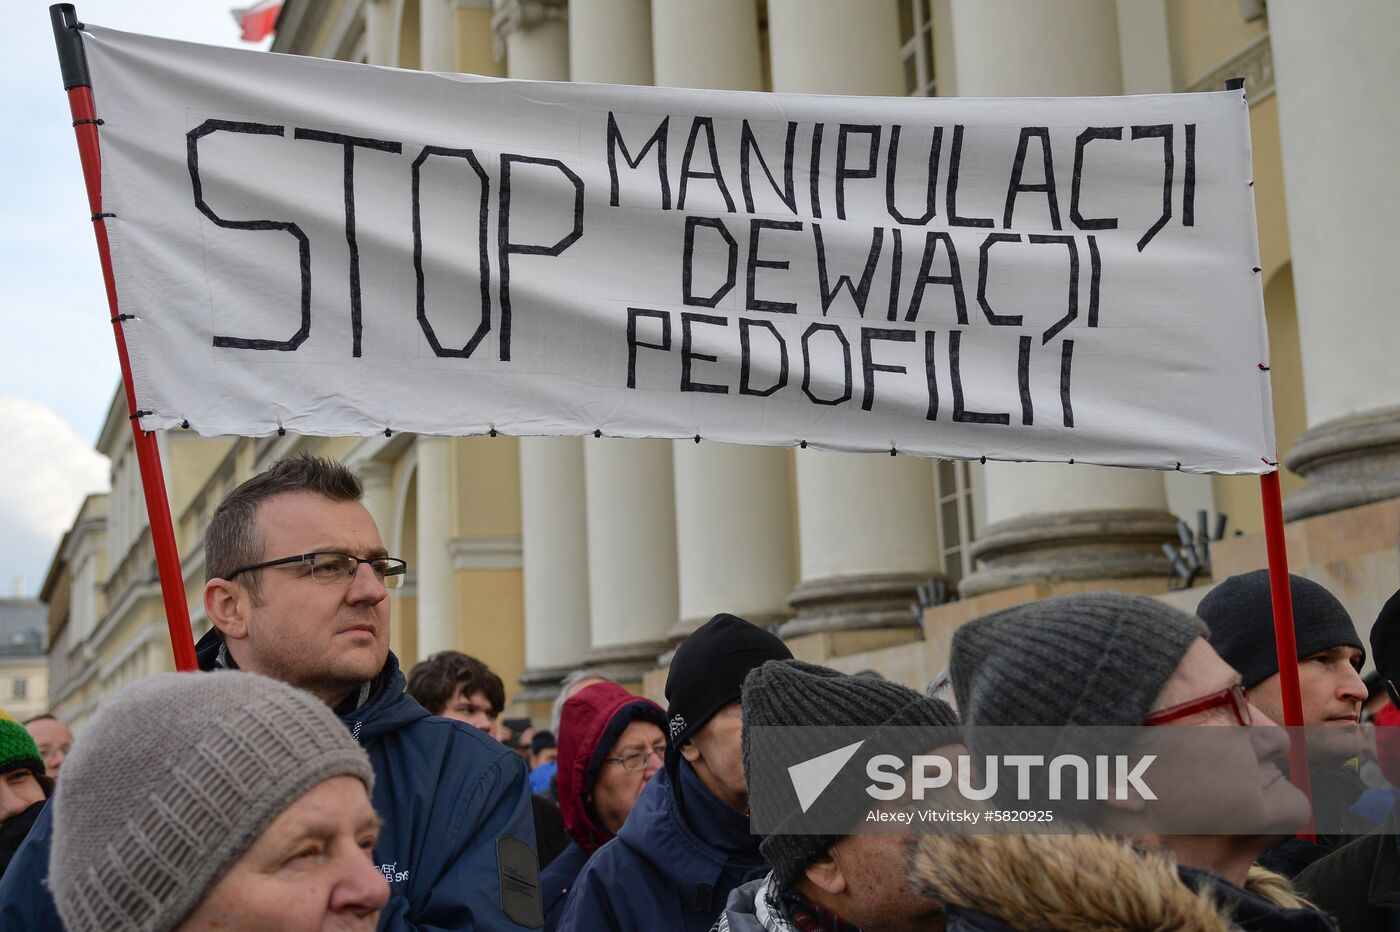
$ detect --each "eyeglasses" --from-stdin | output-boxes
[226,552,408,589]
[605,744,667,773]
[1145,683,1251,726]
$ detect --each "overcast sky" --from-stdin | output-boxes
[2,2,271,597]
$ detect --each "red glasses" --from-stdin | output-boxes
[1144,683,1251,726]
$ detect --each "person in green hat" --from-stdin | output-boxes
[0,710,49,877]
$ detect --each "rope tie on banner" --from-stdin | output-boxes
[110,314,134,324]
[1262,457,1279,467]
[1258,363,1270,371]
[1252,267,1261,274]
[180,420,190,430]
[277,422,286,437]
[384,427,393,438]
[889,446,897,457]
[693,434,701,444]
[91,212,115,222]
[489,425,498,437]
[1175,462,1183,471]
[593,429,602,438]
[72,118,103,127]
[979,455,987,464]
[799,440,808,449]
[128,410,151,421]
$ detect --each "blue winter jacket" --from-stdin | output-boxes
[540,840,590,930]
[556,763,767,932]
[0,632,543,930]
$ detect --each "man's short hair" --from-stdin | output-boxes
[204,454,364,594]
[406,652,505,718]
[22,714,59,727]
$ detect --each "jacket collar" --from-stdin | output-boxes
[1369,806,1400,909]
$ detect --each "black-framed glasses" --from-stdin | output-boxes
[226,552,408,589]
[604,743,666,773]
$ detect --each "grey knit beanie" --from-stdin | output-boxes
[50,672,375,932]
[741,660,958,886]
[950,592,1207,729]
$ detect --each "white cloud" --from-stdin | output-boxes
[0,397,108,543]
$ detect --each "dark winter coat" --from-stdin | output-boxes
[541,680,666,931]
[556,762,766,932]
[0,632,543,930]
[907,831,1336,931]
[1259,765,1377,877]
[1294,804,1400,932]
[0,800,44,878]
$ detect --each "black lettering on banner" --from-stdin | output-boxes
[1070,127,1122,230]
[1029,233,1079,344]
[1183,123,1196,227]
[835,124,881,220]
[1017,334,1033,425]
[949,330,1010,425]
[188,120,311,352]
[607,112,670,209]
[923,330,939,421]
[677,117,735,213]
[1087,235,1102,327]
[739,318,789,396]
[294,128,403,358]
[683,216,739,307]
[747,218,802,313]
[860,327,915,411]
[813,223,883,317]
[885,125,941,225]
[886,227,903,321]
[498,154,585,361]
[801,323,853,406]
[1132,124,1173,251]
[946,125,994,228]
[681,312,729,393]
[906,231,966,324]
[411,146,491,358]
[1060,338,1075,427]
[1002,127,1061,230]
[740,120,798,215]
[977,233,1023,326]
[809,123,824,219]
[626,307,671,388]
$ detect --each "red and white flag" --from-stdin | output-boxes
[231,1,281,42]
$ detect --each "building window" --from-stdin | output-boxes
[934,459,975,588]
[11,679,26,701]
[899,0,936,96]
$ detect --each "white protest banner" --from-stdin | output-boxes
[82,25,1274,474]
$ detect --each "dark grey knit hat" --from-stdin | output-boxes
[741,659,958,886]
[950,592,1207,728]
[1198,570,1363,689]
[50,672,374,932]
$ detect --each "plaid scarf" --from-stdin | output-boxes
[777,888,861,932]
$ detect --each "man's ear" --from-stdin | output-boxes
[204,579,250,641]
[801,848,847,896]
[679,739,700,764]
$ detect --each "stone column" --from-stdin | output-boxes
[582,440,678,680]
[358,461,396,544]
[363,0,398,66]
[935,0,1179,598]
[517,438,592,701]
[420,0,456,71]
[649,0,797,639]
[1270,3,1400,520]
[414,437,457,656]
[764,0,939,637]
[493,0,569,80]
[572,0,652,85]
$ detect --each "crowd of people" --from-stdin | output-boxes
[0,453,1397,930]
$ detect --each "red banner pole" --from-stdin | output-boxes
[1259,470,1315,840]
[51,4,198,672]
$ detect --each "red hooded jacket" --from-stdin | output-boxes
[556,682,665,854]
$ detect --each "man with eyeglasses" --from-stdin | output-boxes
[541,680,666,930]
[0,454,542,931]
[1199,570,1371,876]
[950,592,1333,929]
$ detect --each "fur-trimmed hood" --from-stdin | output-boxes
[911,833,1233,932]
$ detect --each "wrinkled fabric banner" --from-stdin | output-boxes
[83,24,1273,474]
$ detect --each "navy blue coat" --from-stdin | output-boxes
[0,634,543,930]
[556,764,766,932]
[540,840,590,930]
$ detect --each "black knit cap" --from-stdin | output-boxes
[1370,588,1400,698]
[1198,570,1363,689]
[741,660,958,886]
[664,613,792,771]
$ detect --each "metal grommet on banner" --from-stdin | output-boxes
[979,455,986,465]
[489,424,498,437]
[181,419,190,430]
[693,434,701,444]
[384,427,393,438]
[594,429,602,439]
[799,440,808,449]
[277,423,286,437]
[889,446,897,457]
[1069,458,1075,465]
[1248,180,1255,187]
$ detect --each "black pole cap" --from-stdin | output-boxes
[51,4,91,90]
